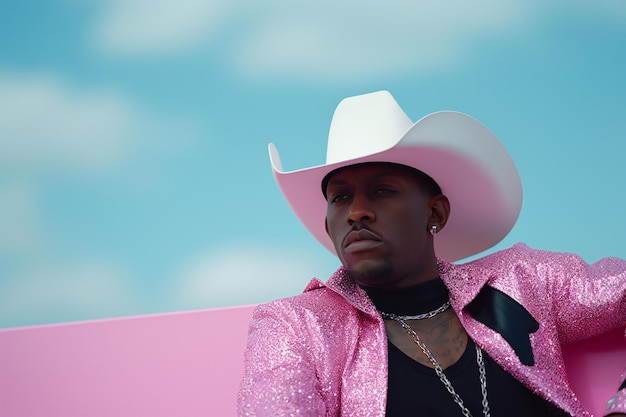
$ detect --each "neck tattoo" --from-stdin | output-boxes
[380,306,491,417]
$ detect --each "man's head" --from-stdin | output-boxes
[268,91,522,262]
[323,163,449,287]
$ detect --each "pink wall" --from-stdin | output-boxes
[0,305,256,417]
[0,305,623,416]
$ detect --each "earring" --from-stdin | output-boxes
[429,225,437,236]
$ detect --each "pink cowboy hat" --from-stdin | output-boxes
[269,91,522,262]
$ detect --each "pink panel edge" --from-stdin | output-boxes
[0,304,259,332]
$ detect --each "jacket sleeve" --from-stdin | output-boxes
[524,247,626,343]
[524,245,626,416]
[237,301,327,417]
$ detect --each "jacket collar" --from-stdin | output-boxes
[438,258,540,366]
[315,259,540,366]
[306,267,380,318]
[309,260,494,318]
[437,258,490,310]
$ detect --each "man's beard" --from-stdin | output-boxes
[347,257,393,286]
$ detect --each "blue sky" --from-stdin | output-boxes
[1,1,625,328]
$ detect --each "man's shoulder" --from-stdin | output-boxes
[469,242,589,266]
[255,277,352,318]
[451,242,590,281]
[445,243,551,279]
[461,242,540,267]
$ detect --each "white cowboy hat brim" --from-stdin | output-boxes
[269,93,522,262]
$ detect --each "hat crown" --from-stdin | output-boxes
[326,91,413,164]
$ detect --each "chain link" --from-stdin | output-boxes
[381,312,490,417]
[391,301,451,321]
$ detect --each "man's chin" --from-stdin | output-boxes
[346,259,392,286]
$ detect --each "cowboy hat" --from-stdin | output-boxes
[268,90,522,262]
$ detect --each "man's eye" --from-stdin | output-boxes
[330,194,348,203]
[376,188,395,195]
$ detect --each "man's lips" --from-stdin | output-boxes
[343,228,382,250]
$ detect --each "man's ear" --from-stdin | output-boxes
[429,194,451,232]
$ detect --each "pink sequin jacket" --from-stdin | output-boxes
[238,244,626,416]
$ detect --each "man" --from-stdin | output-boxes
[238,91,626,416]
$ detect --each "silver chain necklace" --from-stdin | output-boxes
[380,311,491,417]
[392,301,451,320]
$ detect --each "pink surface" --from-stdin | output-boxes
[0,306,623,417]
[0,305,256,417]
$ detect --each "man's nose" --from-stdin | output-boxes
[346,195,375,225]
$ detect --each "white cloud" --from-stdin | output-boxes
[88,0,532,79]
[91,1,625,81]
[0,72,137,172]
[173,244,330,309]
[92,0,232,55]
[233,1,531,81]
[0,70,197,255]
[92,0,532,80]
[0,261,138,328]
[0,71,194,174]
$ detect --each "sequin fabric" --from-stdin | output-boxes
[237,243,626,416]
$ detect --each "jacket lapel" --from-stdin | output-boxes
[465,285,539,366]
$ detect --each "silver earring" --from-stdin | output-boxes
[429,225,437,236]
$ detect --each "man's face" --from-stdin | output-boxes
[324,163,437,288]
